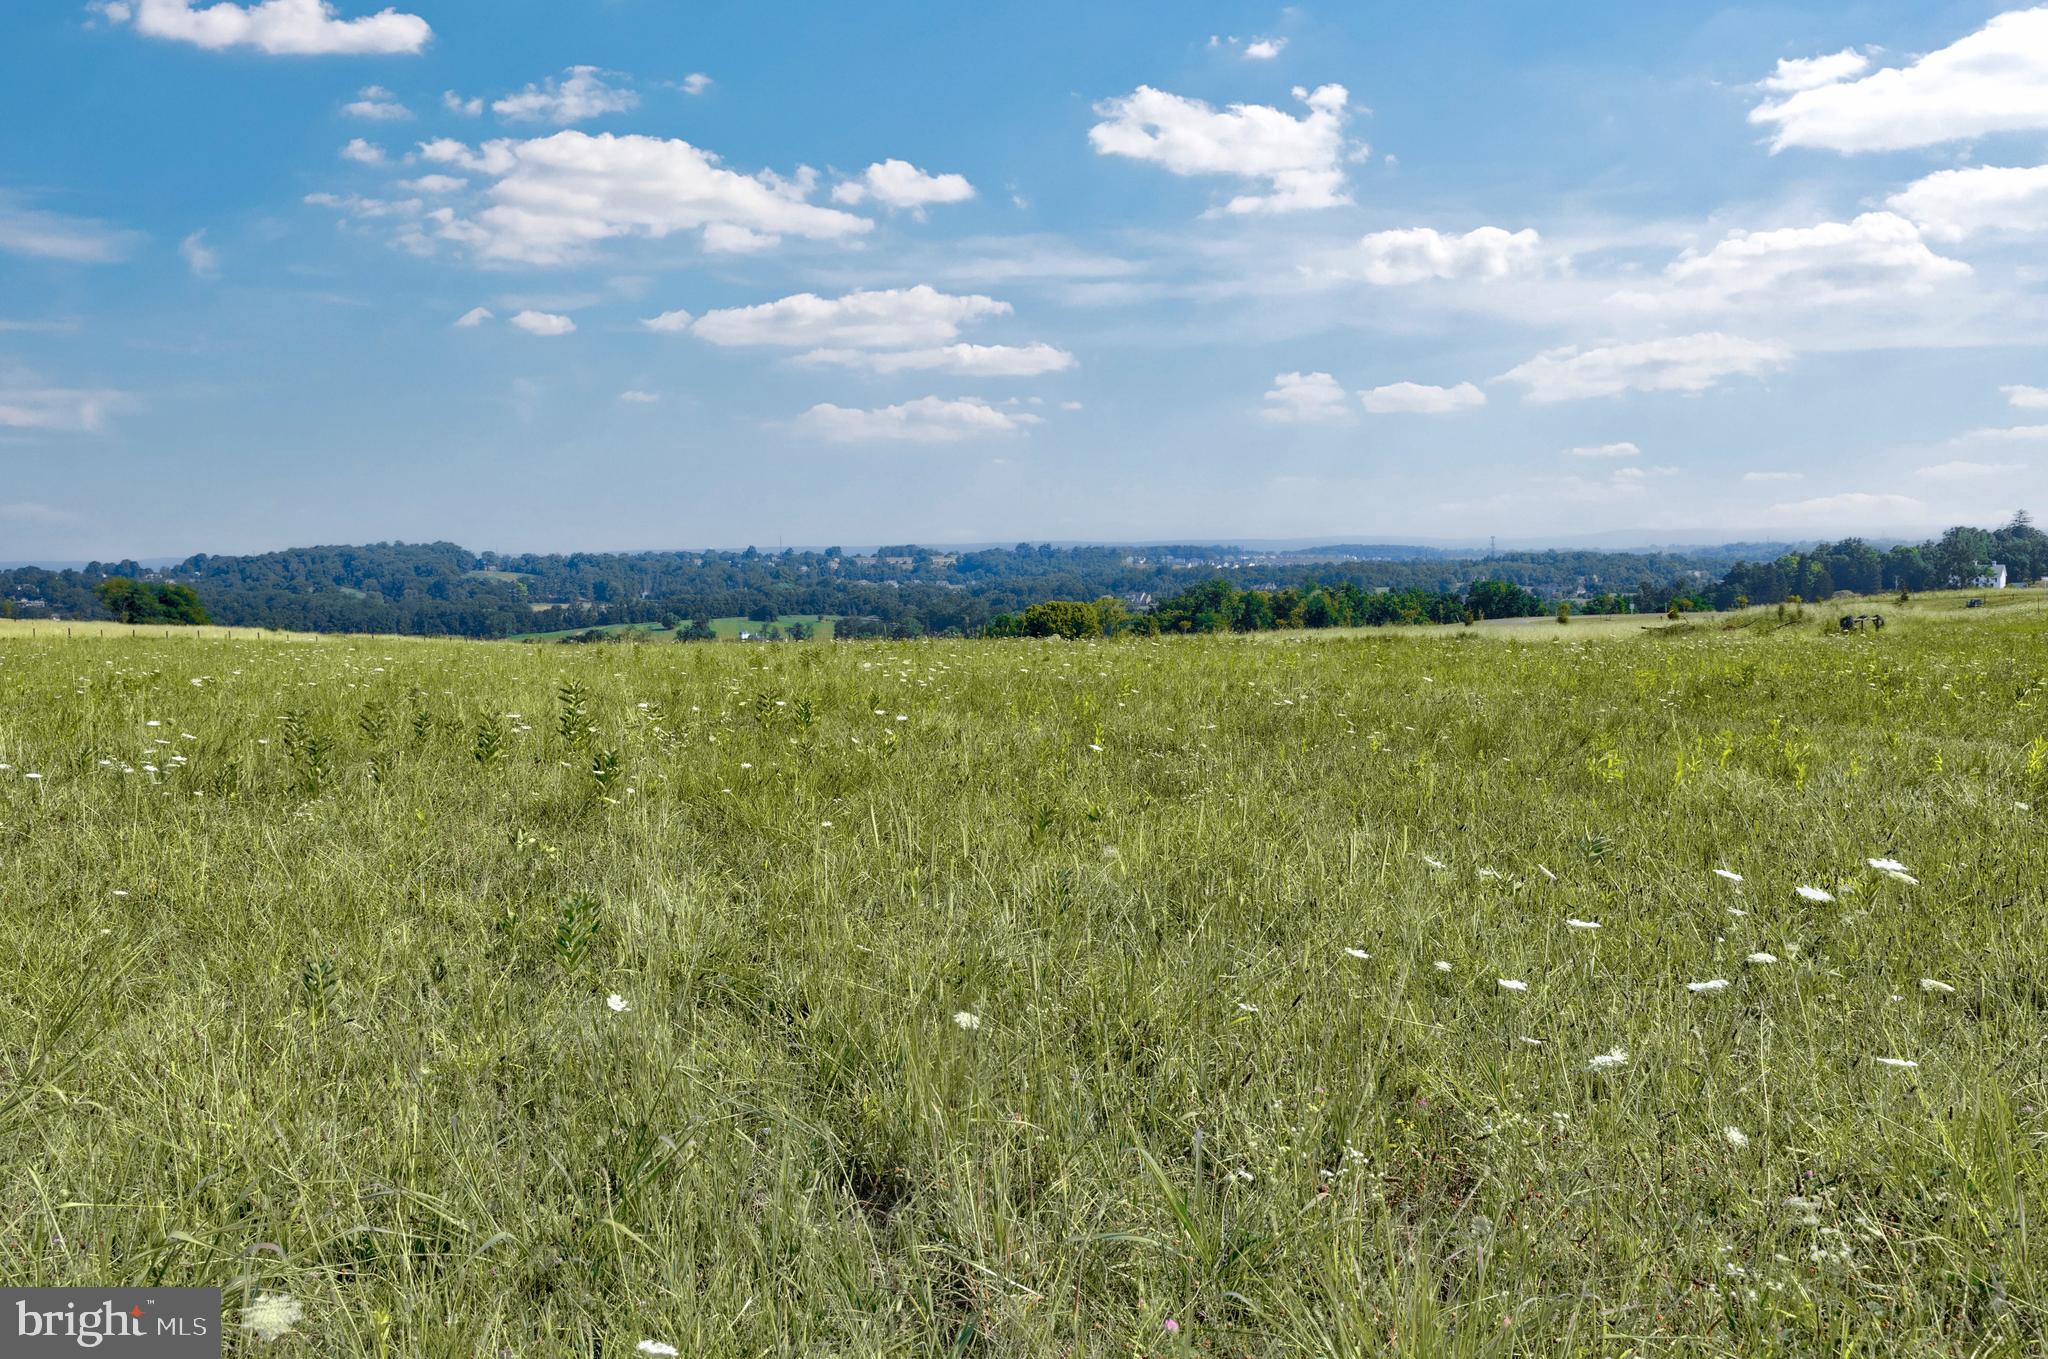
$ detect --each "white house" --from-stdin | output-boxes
[1970,562,2009,590]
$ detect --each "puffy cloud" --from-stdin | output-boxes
[1557,464,1677,502]
[179,229,218,278]
[1500,333,1790,402]
[339,137,385,163]
[1360,381,1487,414]
[442,90,482,116]
[640,308,692,332]
[509,309,574,335]
[1620,213,1967,310]
[396,173,464,193]
[1750,9,2048,152]
[452,306,493,327]
[803,342,1075,377]
[1888,164,2048,240]
[0,196,140,263]
[1759,48,1869,93]
[1567,441,1640,458]
[2003,384,2048,408]
[1262,371,1351,423]
[107,0,429,55]
[795,395,1041,443]
[342,84,410,119]
[618,389,660,403]
[492,66,638,124]
[1352,226,1541,284]
[679,72,712,95]
[1088,82,1356,214]
[692,286,1009,350]
[831,160,976,215]
[1915,459,2026,478]
[1244,37,1287,59]
[701,223,776,253]
[415,131,870,264]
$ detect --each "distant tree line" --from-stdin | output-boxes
[1712,515,2045,606]
[4,521,2034,639]
[984,577,1550,638]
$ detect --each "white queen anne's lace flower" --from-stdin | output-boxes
[1796,885,1834,903]
[242,1293,304,1343]
[1587,1047,1628,1072]
[952,1010,981,1030]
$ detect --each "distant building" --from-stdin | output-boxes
[1970,562,2009,589]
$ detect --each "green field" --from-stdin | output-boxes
[1,595,2043,1354]
[508,613,836,643]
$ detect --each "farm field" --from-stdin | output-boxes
[0,601,2043,1355]
[508,613,837,643]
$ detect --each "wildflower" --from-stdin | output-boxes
[606,994,629,1013]
[1497,978,1529,993]
[1723,1126,1750,1149]
[1687,979,1731,994]
[1873,1057,1919,1069]
[1537,863,1556,880]
[1745,951,1777,965]
[1713,869,1743,883]
[1343,947,1370,960]
[1918,978,1955,994]
[1235,1002,1259,1013]
[1867,857,1909,873]
[241,1293,304,1342]
[1162,1319,1181,1336]
[1565,918,1600,930]
[112,890,129,898]
[637,1344,681,1357]
[23,772,42,781]
[1421,855,1446,869]
[952,1010,981,1030]
[1795,886,1834,903]
[1885,869,1919,885]
[1518,1035,1544,1046]
[1587,1047,1628,1072]
[1433,960,1452,972]
[1727,906,1749,918]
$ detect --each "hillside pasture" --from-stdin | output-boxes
[0,609,2042,1354]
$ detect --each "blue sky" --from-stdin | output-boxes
[4,0,2047,557]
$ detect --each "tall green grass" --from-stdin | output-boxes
[0,604,2042,1354]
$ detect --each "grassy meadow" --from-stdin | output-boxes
[0,597,2044,1355]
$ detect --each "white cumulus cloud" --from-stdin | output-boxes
[1759,48,1869,93]
[1620,212,1967,310]
[1501,333,1790,402]
[618,389,660,403]
[414,131,871,264]
[2003,384,2048,408]
[1088,82,1356,214]
[492,66,638,124]
[1244,37,1287,59]
[1262,371,1351,423]
[452,306,493,327]
[692,286,1009,350]
[795,395,1041,443]
[1360,381,1487,414]
[342,84,410,119]
[0,375,128,432]
[1889,164,2048,240]
[1750,9,2048,152]
[107,0,430,55]
[1568,441,1640,458]
[509,309,574,335]
[442,90,482,116]
[679,72,712,95]
[640,308,692,332]
[830,160,975,215]
[1352,226,1542,284]
[339,137,385,163]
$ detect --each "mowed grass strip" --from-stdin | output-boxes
[0,603,2042,1355]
